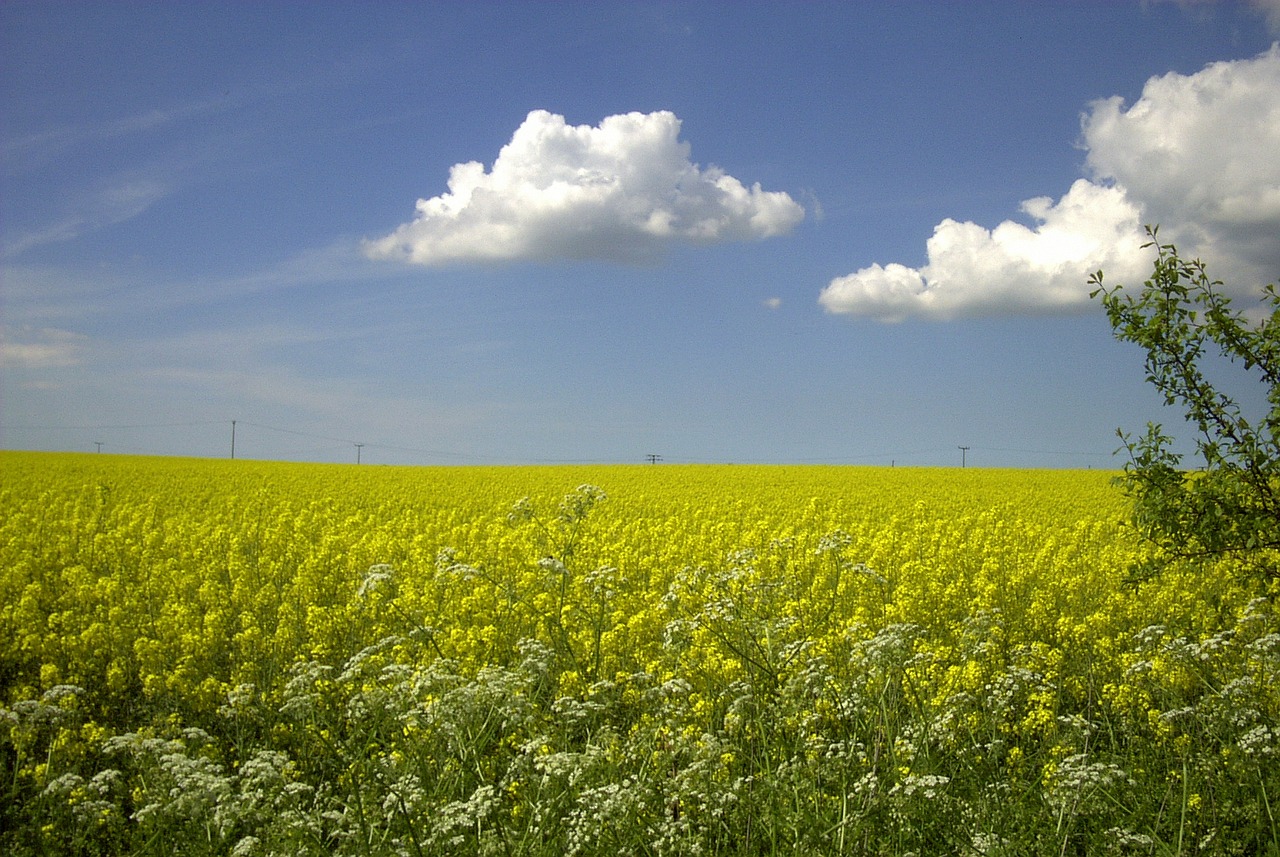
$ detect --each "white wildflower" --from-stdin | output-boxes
[815,530,853,555]
[1106,827,1153,848]
[1046,753,1134,812]
[538,556,568,576]
[967,832,1008,855]
[357,563,395,597]
[890,772,950,800]
[230,836,261,857]
[1239,724,1277,758]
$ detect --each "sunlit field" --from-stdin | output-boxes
[2,452,1276,856]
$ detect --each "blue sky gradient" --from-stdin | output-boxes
[3,1,1279,466]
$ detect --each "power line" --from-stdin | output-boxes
[1,420,226,431]
[239,421,358,446]
[1,419,1122,467]
[238,421,482,461]
[973,446,1114,458]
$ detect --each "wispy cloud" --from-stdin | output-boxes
[821,45,1280,321]
[1259,0,1280,31]
[363,110,805,266]
[2,83,285,259]
[0,236,412,338]
[98,321,509,455]
[1,175,174,258]
[1,93,234,174]
[1154,1,1280,35]
[0,326,87,369]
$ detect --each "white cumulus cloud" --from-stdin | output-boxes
[363,110,804,266]
[1082,44,1280,285]
[822,45,1280,322]
[821,180,1148,322]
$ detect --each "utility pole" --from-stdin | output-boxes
[231,420,237,459]
[355,443,364,464]
[646,453,663,464]
[958,446,970,468]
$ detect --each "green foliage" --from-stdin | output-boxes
[1090,227,1280,582]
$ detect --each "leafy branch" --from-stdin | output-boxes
[1090,226,1280,582]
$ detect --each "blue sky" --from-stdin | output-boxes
[3,1,1279,466]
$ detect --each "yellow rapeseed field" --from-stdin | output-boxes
[2,451,1276,856]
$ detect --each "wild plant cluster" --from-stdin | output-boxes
[1,452,1277,855]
